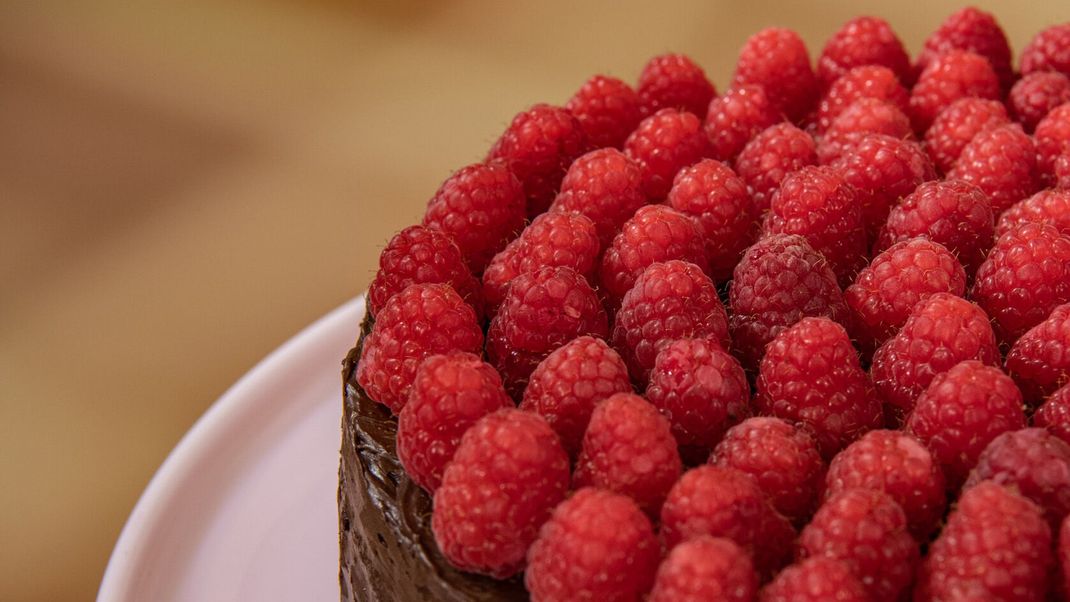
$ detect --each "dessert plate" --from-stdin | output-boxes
[98,297,365,601]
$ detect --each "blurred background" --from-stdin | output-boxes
[0,0,1063,599]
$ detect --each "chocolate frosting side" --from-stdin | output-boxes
[338,314,527,602]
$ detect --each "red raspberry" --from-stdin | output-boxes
[906,360,1026,487]
[1021,23,1070,78]
[638,53,717,118]
[660,466,795,577]
[566,74,643,150]
[646,339,750,453]
[876,179,994,276]
[1010,71,1070,132]
[704,85,782,162]
[816,16,911,88]
[908,50,1001,134]
[824,429,947,540]
[870,294,1000,418]
[487,104,588,217]
[949,123,1040,215]
[923,97,1010,174]
[423,161,526,274]
[573,393,683,515]
[1062,514,1070,599]
[831,135,935,241]
[624,108,711,199]
[817,99,913,164]
[1007,304,1070,404]
[759,558,868,602]
[731,27,819,122]
[965,428,1070,529]
[916,7,1014,91]
[368,225,484,320]
[972,222,1070,343]
[710,417,825,524]
[997,189,1070,238]
[667,159,757,281]
[649,537,759,602]
[396,352,511,492]
[756,317,881,458]
[482,211,600,313]
[525,488,660,602]
[844,238,967,349]
[550,148,646,247]
[1060,152,1070,189]
[734,123,818,214]
[356,283,484,413]
[915,481,1053,602]
[600,205,709,309]
[486,266,608,397]
[728,234,850,371]
[612,260,730,385]
[432,409,569,578]
[519,336,633,457]
[814,65,910,134]
[1035,103,1070,187]
[1036,384,1070,446]
[798,488,918,602]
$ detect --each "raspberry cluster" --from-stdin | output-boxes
[356,10,1070,600]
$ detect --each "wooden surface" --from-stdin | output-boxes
[1,1,1064,599]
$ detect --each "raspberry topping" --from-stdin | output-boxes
[1035,103,1070,187]
[1020,23,1070,78]
[637,53,717,118]
[704,85,782,163]
[916,6,1014,90]
[1036,384,1070,446]
[550,147,647,247]
[817,98,913,164]
[949,123,1040,215]
[734,122,818,214]
[566,74,643,150]
[922,97,1010,174]
[731,27,819,121]
[759,558,868,602]
[1006,303,1070,404]
[1009,71,1070,132]
[908,50,1001,134]
[624,108,712,199]
[814,65,910,134]
[649,537,759,602]
[998,189,1070,238]
[816,16,911,88]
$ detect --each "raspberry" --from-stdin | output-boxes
[525,488,660,602]
[637,53,717,118]
[734,123,818,213]
[487,104,588,216]
[573,393,683,515]
[844,238,967,349]
[972,222,1070,343]
[997,189,1070,238]
[949,123,1040,215]
[710,417,824,524]
[1035,103,1070,187]
[1021,23,1070,78]
[1006,304,1070,404]
[916,7,1014,91]
[1037,384,1070,444]
[905,360,1027,487]
[660,466,795,577]
[815,16,911,88]
[667,159,757,281]
[762,165,868,286]
[965,428,1070,529]
[704,85,782,162]
[612,260,730,385]
[876,179,994,275]
[823,429,947,540]
[1058,152,1070,189]
[728,234,850,371]
[1009,71,1070,132]
[814,65,910,134]
[915,481,1053,602]
[817,98,913,164]
[908,50,1001,134]
[646,339,750,453]
[830,135,935,241]
[731,27,819,121]
[486,266,608,397]
[922,97,1010,174]
[1062,514,1070,598]
[550,148,646,247]
[759,558,868,602]
[600,205,709,309]
[482,211,600,312]
[368,225,484,320]
[566,74,643,150]
[870,293,1000,418]
[649,536,759,602]
[356,283,484,413]
[432,409,569,578]
[798,488,918,602]
[396,352,511,492]
[756,317,881,458]
[624,108,712,199]
[519,336,632,457]
[423,161,526,274]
